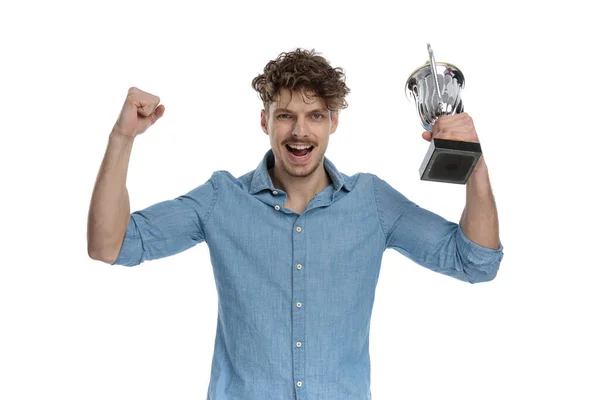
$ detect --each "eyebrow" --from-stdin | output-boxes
[273,108,329,114]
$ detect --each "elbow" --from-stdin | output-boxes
[87,228,126,264]
[88,249,118,265]
[87,242,120,265]
[465,262,500,284]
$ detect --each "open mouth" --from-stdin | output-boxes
[286,144,314,158]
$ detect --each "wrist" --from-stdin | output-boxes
[109,129,136,143]
[467,158,492,194]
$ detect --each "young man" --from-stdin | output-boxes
[87,48,503,400]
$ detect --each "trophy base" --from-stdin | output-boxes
[419,138,482,184]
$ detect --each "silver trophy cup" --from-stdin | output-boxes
[405,44,482,184]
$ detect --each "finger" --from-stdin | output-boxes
[127,87,160,117]
[436,113,473,130]
[139,96,161,117]
[422,131,432,142]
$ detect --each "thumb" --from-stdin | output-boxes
[154,104,165,119]
[148,104,165,124]
[422,131,432,142]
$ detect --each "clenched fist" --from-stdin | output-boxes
[112,87,165,138]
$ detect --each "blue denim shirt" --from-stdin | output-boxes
[113,148,504,400]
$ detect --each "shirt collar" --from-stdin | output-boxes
[249,148,355,195]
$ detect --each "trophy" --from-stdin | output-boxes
[405,44,482,184]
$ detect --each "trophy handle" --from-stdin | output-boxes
[427,43,443,112]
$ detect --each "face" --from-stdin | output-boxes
[261,88,338,180]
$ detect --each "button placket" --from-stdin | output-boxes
[292,218,306,395]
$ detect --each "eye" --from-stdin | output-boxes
[277,114,290,119]
[313,113,323,119]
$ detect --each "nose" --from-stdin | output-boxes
[292,117,309,137]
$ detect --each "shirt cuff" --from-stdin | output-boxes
[456,224,504,265]
[111,216,143,266]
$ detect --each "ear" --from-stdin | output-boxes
[260,109,268,135]
[329,111,339,135]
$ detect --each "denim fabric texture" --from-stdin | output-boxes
[113,148,504,400]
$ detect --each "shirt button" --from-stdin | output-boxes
[296,264,302,270]
[296,341,302,348]
[274,205,280,211]
[297,381,303,387]
[296,301,302,308]
[296,226,302,232]
[272,190,278,195]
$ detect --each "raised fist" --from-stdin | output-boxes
[112,87,165,138]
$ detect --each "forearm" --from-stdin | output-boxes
[87,132,135,262]
[459,156,500,250]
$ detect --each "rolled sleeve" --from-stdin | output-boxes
[454,224,503,282]
[112,216,144,266]
[112,172,219,267]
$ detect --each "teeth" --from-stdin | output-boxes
[288,144,311,150]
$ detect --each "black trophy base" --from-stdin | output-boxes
[419,138,482,184]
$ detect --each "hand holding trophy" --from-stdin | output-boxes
[405,44,482,184]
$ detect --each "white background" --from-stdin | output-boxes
[1,0,599,399]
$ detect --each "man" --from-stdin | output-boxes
[87,48,503,400]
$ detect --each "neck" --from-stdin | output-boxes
[268,163,332,204]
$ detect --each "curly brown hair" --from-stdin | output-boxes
[251,48,350,115]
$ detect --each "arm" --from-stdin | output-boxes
[87,132,135,263]
[109,174,217,267]
[87,86,164,263]
[87,129,218,266]
[459,156,501,250]
[373,174,503,283]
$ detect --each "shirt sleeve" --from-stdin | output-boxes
[111,172,219,267]
[372,174,504,283]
